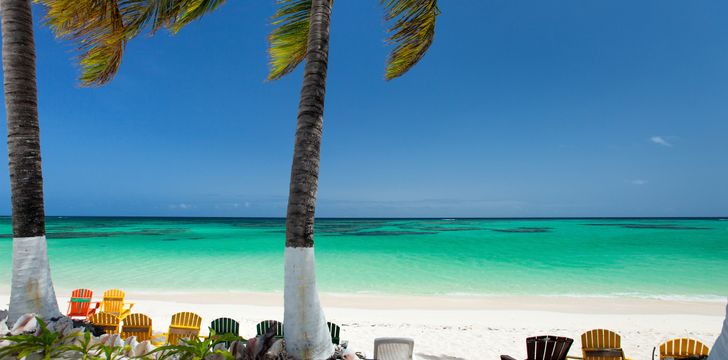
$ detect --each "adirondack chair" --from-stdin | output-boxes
[654,338,710,360]
[66,288,100,320]
[501,335,574,360]
[101,289,134,319]
[256,320,284,339]
[328,322,341,345]
[163,312,203,345]
[90,312,121,335]
[374,337,415,360]
[209,317,240,347]
[210,317,240,337]
[581,329,627,360]
[121,313,153,342]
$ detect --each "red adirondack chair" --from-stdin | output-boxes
[66,288,100,320]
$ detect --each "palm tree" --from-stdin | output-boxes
[710,302,728,359]
[1,0,62,323]
[42,1,439,358]
[269,1,439,357]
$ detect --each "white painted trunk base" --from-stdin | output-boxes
[709,300,728,360]
[284,247,335,360]
[8,236,61,323]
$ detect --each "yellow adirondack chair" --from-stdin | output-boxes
[158,312,202,345]
[581,329,628,360]
[101,289,134,319]
[658,338,710,359]
[90,312,121,335]
[121,313,153,342]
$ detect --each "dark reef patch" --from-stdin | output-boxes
[350,230,439,236]
[583,223,711,230]
[489,227,551,233]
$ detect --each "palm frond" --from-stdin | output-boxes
[41,0,128,86]
[268,0,311,80]
[381,0,439,80]
[170,0,228,33]
[40,0,227,86]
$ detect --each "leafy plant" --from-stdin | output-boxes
[90,342,127,360]
[0,317,71,359]
[149,329,241,360]
[58,330,99,360]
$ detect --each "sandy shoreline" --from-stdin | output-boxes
[1,290,725,359]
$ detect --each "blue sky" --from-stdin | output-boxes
[1,0,727,217]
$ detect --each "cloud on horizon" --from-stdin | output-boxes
[650,136,673,147]
[629,179,648,185]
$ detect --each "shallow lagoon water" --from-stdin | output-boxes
[0,217,726,299]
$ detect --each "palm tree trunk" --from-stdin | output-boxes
[709,300,728,359]
[283,0,334,359]
[1,0,61,323]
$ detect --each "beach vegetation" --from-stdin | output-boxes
[148,329,240,360]
[0,317,70,359]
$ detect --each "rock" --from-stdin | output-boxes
[132,340,155,357]
[10,313,37,335]
[124,336,139,356]
[47,316,75,336]
[105,334,123,348]
[94,333,110,347]
[228,340,246,360]
[266,339,284,357]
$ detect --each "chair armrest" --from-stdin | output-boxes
[501,355,518,360]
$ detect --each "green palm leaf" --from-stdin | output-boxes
[40,0,227,86]
[268,0,311,80]
[381,0,439,80]
[40,0,128,86]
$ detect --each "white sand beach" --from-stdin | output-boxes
[2,290,725,359]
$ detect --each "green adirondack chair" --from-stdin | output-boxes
[210,317,240,346]
[327,322,341,345]
[256,320,284,339]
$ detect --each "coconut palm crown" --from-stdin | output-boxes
[40,0,439,85]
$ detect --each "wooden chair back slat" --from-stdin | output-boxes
[121,313,152,342]
[659,338,710,359]
[90,312,121,335]
[256,320,284,338]
[581,329,625,359]
[167,312,202,345]
[327,322,341,345]
[210,317,240,336]
[67,288,94,318]
[102,289,126,315]
[525,336,573,360]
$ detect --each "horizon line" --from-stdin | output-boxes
[0,215,726,220]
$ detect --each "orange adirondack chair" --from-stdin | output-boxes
[121,313,153,342]
[90,312,121,335]
[66,288,100,320]
[655,338,710,359]
[101,289,134,319]
[158,312,202,345]
[581,329,628,360]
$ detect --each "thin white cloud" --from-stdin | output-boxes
[630,179,648,185]
[650,136,672,147]
[169,203,193,210]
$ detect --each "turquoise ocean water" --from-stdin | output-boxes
[0,217,726,299]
